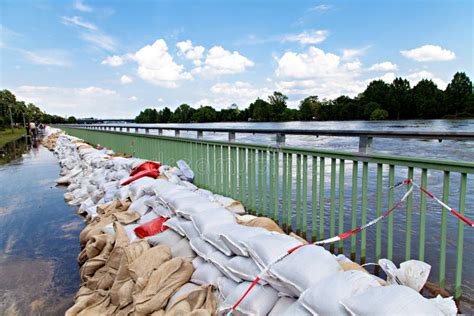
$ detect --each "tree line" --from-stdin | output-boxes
[0,90,77,129]
[135,72,473,123]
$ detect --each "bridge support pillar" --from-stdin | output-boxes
[228,132,236,142]
[359,136,373,153]
[197,131,203,139]
[276,133,285,146]
[175,130,180,137]
[158,129,163,135]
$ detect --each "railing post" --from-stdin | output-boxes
[126,127,130,132]
[119,127,123,132]
[228,132,236,142]
[197,131,203,139]
[135,127,139,133]
[175,130,180,137]
[276,133,285,146]
[145,128,149,134]
[158,128,163,135]
[359,136,373,153]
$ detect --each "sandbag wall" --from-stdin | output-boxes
[44,127,458,316]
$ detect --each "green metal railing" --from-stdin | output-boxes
[59,126,473,300]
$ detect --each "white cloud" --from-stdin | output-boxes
[128,96,138,101]
[22,49,70,66]
[61,16,97,30]
[342,46,370,60]
[80,31,116,51]
[400,45,455,62]
[367,72,397,84]
[282,30,328,45]
[405,70,447,88]
[13,85,127,117]
[132,39,192,88]
[74,0,93,12]
[275,46,370,99]
[368,61,398,71]
[101,55,123,66]
[176,40,205,66]
[193,46,254,76]
[309,4,332,12]
[120,75,133,84]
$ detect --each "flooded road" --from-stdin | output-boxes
[0,143,82,315]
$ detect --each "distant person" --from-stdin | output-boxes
[29,122,36,138]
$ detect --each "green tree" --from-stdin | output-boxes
[370,109,389,120]
[362,80,390,110]
[267,91,288,120]
[67,116,77,123]
[363,101,381,119]
[444,72,473,115]
[172,104,195,123]
[192,106,217,122]
[250,98,272,121]
[159,107,173,123]
[413,79,442,118]
[299,96,320,120]
[389,77,412,119]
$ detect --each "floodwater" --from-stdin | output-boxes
[0,138,81,315]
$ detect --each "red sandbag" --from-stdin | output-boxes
[134,217,169,239]
[121,169,159,186]
[130,161,161,176]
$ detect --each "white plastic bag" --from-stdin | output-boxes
[379,259,431,292]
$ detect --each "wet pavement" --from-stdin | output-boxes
[0,143,82,315]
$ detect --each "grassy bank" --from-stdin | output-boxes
[0,128,26,147]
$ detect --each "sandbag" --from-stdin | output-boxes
[128,195,151,216]
[221,282,279,316]
[121,169,159,186]
[220,225,270,257]
[134,217,169,239]
[299,270,381,315]
[177,160,194,182]
[237,216,284,233]
[180,220,200,240]
[268,297,297,316]
[242,232,303,269]
[191,208,236,236]
[227,256,262,282]
[145,229,183,248]
[341,285,457,315]
[133,257,194,315]
[164,216,187,236]
[128,177,157,201]
[281,301,312,316]
[137,210,159,225]
[166,283,200,311]
[192,256,205,269]
[216,277,239,301]
[189,238,218,260]
[191,261,224,286]
[170,238,196,260]
[270,245,342,296]
[207,251,242,283]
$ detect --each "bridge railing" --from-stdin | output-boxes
[58,125,473,301]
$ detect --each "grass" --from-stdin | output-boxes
[0,128,26,147]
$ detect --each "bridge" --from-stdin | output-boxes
[76,118,134,124]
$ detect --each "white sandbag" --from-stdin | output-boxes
[114,186,130,200]
[221,282,279,316]
[281,301,312,316]
[145,229,183,247]
[270,245,342,296]
[177,159,194,182]
[192,256,205,269]
[191,208,236,236]
[207,251,242,283]
[217,277,239,301]
[220,225,270,256]
[128,195,151,216]
[242,232,303,269]
[180,220,200,240]
[128,177,156,201]
[164,216,186,236]
[201,224,235,256]
[166,282,200,311]
[170,238,196,259]
[227,256,262,282]
[212,194,246,215]
[299,270,381,315]
[123,224,139,243]
[191,261,224,286]
[137,211,159,225]
[181,180,197,191]
[341,285,457,316]
[145,197,174,217]
[268,297,297,316]
[174,200,222,219]
[189,238,218,260]
[379,259,431,292]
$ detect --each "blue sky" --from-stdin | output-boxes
[0,0,472,118]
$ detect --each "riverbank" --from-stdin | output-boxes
[0,128,26,147]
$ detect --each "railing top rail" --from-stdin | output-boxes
[67,124,474,141]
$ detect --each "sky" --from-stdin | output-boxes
[0,0,473,118]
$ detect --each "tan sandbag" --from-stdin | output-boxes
[110,240,150,306]
[339,261,369,273]
[165,284,216,316]
[133,258,194,315]
[85,234,115,259]
[128,245,172,282]
[79,216,115,247]
[65,288,108,316]
[113,210,141,225]
[237,216,284,233]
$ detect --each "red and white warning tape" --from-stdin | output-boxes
[225,178,473,314]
